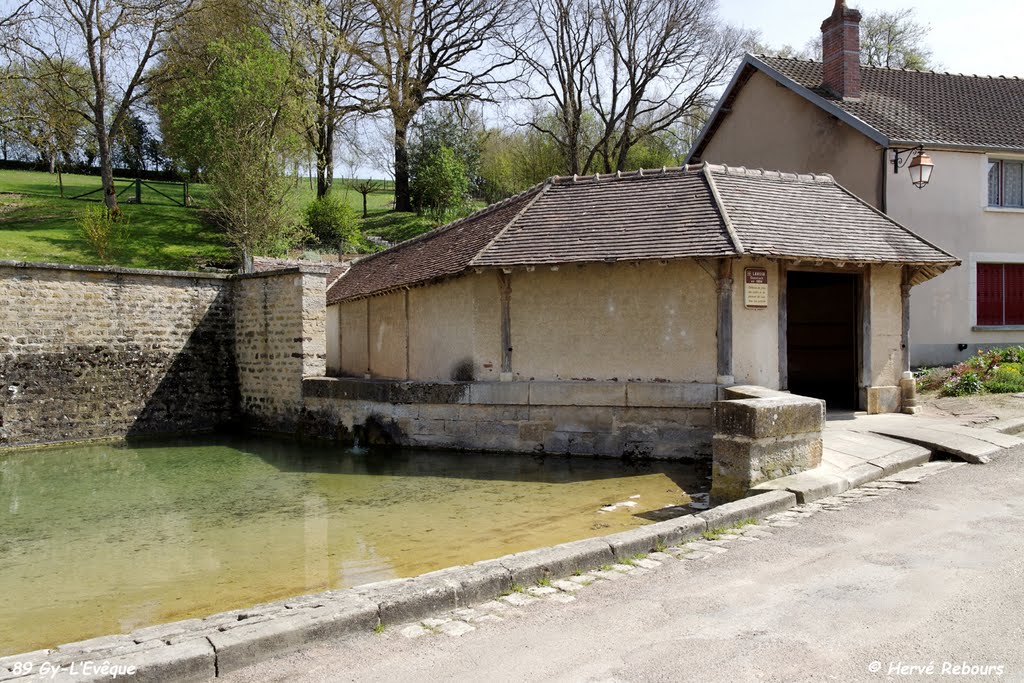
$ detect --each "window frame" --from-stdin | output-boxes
[974,260,1024,328]
[989,159,1024,209]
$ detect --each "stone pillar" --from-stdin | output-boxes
[498,270,513,382]
[711,386,825,504]
[899,269,920,414]
[716,259,734,386]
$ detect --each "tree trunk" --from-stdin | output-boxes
[393,121,411,212]
[316,132,334,199]
[96,123,119,213]
[361,191,368,218]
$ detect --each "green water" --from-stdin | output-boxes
[0,436,707,654]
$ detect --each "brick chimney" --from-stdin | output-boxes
[820,0,862,100]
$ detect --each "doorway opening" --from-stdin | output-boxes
[786,271,860,409]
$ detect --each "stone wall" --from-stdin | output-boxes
[234,268,329,432]
[0,262,237,447]
[1,262,329,448]
[302,378,715,459]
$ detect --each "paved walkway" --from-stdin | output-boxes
[222,446,1024,683]
[751,411,1024,503]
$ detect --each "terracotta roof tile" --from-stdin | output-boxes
[327,164,958,303]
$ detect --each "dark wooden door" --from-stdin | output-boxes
[786,271,859,409]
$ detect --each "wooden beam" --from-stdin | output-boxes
[404,289,411,380]
[498,271,512,376]
[901,267,914,374]
[717,259,734,384]
[778,261,788,390]
[859,268,872,410]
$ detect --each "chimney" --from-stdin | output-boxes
[820,0,862,100]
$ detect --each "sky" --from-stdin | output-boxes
[718,0,1024,78]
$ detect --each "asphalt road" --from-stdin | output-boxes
[224,448,1024,683]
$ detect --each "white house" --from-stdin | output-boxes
[687,0,1024,365]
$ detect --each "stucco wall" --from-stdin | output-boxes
[326,305,340,375]
[510,261,717,382]
[887,149,1022,365]
[868,264,904,389]
[731,258,781,388]
[696,70,883,208]
[368,291,408,379]
[338,299,368,376]
[408,273,501,382]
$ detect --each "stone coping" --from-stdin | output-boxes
[0,491,797,682]
[0,260,331,282]
[304,377,718,408]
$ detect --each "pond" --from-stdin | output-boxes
[0,436,708,655]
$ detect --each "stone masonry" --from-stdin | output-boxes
[235,269,328,432]
[710,385,825,503]
[303,378,715,459]
[0,262,328,448]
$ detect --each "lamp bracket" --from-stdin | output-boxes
[891,145,924,174]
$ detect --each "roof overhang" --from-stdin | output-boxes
[687,54,890,163]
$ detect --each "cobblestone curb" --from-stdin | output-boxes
[0,466,950,682]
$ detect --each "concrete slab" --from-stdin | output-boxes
[867,445,932,475]
[987,417,1024,435]
[859,424,998,463]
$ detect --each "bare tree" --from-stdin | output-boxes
[275,0,380,199]
[589,0,744,173]
[860,8,933,70]
[351,178,381,217]
[354,0,522,212]
[19,0,194,212]
[510,0,598,175]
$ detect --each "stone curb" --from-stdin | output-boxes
[0,489,834,680]
[749,445,933,504]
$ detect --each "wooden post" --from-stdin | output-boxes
[183,180,190,207]
[901,267,913,374]
[404,289,411,380]
[498,270,512,380]
[716,259,734,385]
[364,298,371,378]
[134,178,142,204]
[859,268,873,410]
[778,261,788,390]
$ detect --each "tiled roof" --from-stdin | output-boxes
[327,164,958,303]
[756,55,1024,150]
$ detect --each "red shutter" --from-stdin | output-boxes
[1006,265,1024,324]
[977,263,1004,326]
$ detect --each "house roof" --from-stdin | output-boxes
[327,163,958,304]
[688,54,1024,161]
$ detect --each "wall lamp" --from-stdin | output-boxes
[892,145,934,189]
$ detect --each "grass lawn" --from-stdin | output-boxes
[0,169,435,271]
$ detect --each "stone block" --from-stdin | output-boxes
[207,597,378,675]
[713,396,824,439]
[867,386,901,414]
[497,538,614,585]
[421,562,512,607]
[723,385,789,400]
[749,470,848,504]
[698,490,797,530]
[841,462,885,488]
[468,382,530,405]
[47,638,216,683]
[711,433,823,502]
[625,382,717,408]
[529,382,627,407]
[360,575,459,625]
[605,527,663,560]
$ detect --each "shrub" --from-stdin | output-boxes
[78,205,131,264]
[983,363,1024,394]
[304,195,359,249]
[941,372,983,397]
[915,366,950,391]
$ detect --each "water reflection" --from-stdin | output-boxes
[0,436,707,654]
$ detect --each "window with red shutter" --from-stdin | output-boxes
[977,263,1004,326]
[1006,265,1024,324]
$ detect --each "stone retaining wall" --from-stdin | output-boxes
[0,263,238,446]
[302,378,715,459]
[0,262,329,448]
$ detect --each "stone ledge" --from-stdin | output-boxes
[0,259,233,281]
[304,378,718,409]
[698,490,798,529]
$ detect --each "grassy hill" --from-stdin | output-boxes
[0,169,433,271]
